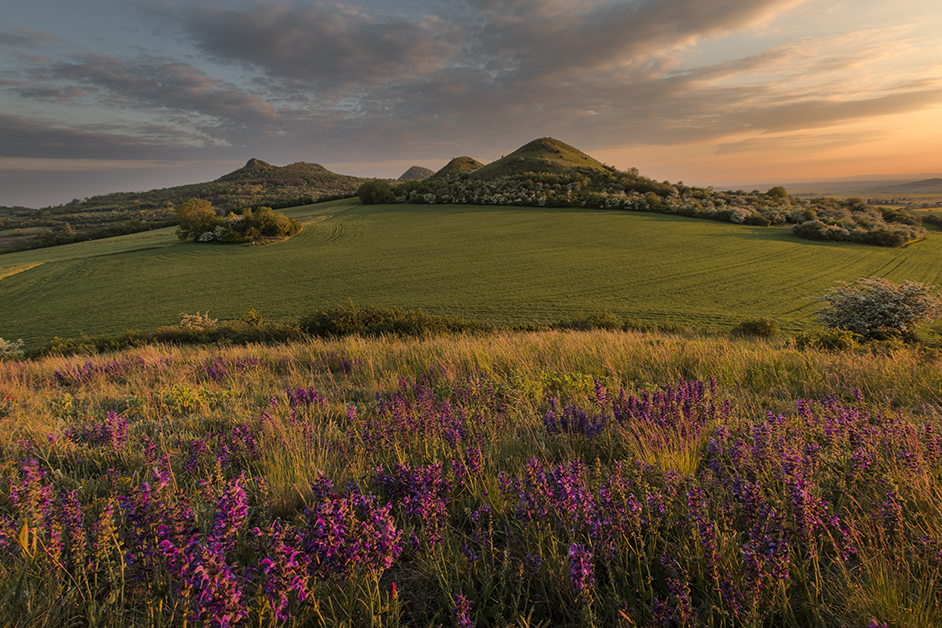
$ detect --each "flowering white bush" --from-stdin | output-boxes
[813,277,942,338]
[0,337,24,359]
[178,311,218,331]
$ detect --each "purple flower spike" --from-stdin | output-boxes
[568,543,595,597]
[454,591,474,628]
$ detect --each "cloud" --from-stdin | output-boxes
[2,0,941,178]
[714,130,887,155]
[0,113,194,160]
[176,3,460,89]
[0,80,85,103]
[42,54,280,124]
[0,27,62,49]
[732,88,942,133]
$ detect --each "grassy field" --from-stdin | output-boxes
[3,199,942,347]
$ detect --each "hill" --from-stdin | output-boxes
[470,137,612,178]
[874,177,942,194]
[215,158,332,183]
[432,156,485,178]
[398,166,435,181]
[0,159,368,253]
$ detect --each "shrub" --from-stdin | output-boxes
[300,304,490,337]
[812,277,942,339]
[795,329,860,351]
[179,311,218,331]
[0,337,24,359]
[357,180,396,204]
[730,318,779,338]
[557,310,624,331]
[743,214,772,227]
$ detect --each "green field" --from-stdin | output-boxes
[3,198,942,347]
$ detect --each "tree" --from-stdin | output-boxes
[357,180,396,204]
[175,199,221,241]
[813,277,942,338]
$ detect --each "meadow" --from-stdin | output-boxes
[3,199,942,347]
[0,330,940,627]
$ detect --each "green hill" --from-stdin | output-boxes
[432,157,485,178]
[470,137,612,178]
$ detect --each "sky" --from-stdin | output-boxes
[2,0,942,208]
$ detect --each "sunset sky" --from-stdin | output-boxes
[2,0,941,208]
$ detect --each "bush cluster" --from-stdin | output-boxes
[176,200,302,244]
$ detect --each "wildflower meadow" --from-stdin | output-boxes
[0,330,940,627]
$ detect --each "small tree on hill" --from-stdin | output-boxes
[813,277,942,339]
[357,180,396,204]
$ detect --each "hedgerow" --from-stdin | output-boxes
[392,173,926,247]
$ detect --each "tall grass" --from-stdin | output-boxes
[0,330,939,626]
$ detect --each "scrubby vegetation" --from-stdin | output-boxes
[1,328,941,627]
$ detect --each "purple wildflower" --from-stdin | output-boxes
[568,543,595,597]
[454,591,474,628]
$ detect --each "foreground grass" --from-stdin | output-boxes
[0,330,940,627]
[4,200,942,346]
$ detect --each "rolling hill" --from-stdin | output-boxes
[432,157,485,178]
[470,137,612,178]
[874,177,942,194]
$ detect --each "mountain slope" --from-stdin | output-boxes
[470,137,612,178]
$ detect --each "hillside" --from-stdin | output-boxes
[875,177,942,194]
[398,166,435,181]
[470,137,612,178]
[432,156,485,178]
[0,159,367,253]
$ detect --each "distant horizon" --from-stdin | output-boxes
[4,158,942,210]
[4,152,941,210]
